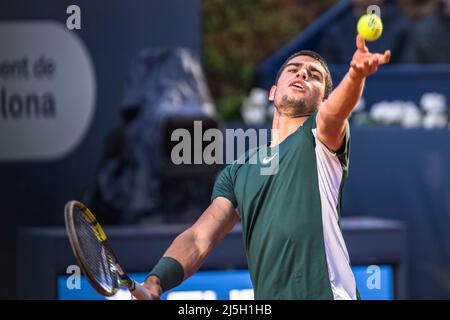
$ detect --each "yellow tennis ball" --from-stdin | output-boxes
[357,13,383,41]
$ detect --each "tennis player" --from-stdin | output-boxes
[141,35,390,300]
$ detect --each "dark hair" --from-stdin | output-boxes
[274,50,333,99]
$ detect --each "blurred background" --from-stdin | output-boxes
[1,0,449,299]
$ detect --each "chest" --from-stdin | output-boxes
[233,134,320,226]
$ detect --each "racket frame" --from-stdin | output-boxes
[64,200,136,297]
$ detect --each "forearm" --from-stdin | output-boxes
[316,70,364,151]
[163,228,214,280]
[321,70,365,122]
[144,198,238,296]
[145,228,213,293]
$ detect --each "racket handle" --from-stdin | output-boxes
[130,281,156,300]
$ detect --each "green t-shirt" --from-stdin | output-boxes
[211,112,357,300]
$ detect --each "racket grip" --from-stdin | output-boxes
[130,281,155,300]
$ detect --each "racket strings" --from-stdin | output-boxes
[74,209,119,294]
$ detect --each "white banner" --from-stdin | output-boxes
[0,21,96,161]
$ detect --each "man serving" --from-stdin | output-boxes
[140,35,390,300]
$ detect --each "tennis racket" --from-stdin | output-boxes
[64,200,153,299]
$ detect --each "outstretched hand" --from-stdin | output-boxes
[349,35,391,80]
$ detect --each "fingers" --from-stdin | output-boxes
[356,35,368,52]
[370,51,390,66]
[381,50,391,64]
[352,57,374,70]
[350,44,390,79]
[350,57,378,76]
[350,61,363,73]
[352,49,391,67]
[367,57,378,73]
[355,34,391,64]
[131,281,157,300]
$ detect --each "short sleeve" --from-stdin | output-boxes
[211,164,238,208]
[311,114,351,172]
[336,123,350,171]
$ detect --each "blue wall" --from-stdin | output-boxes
[343,127,450,299]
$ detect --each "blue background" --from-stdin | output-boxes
[58,265,394,300]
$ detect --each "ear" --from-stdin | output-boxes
[269,85,276,102]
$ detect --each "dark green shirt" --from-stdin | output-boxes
[211,113,356,300]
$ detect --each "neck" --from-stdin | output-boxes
[270,108,309,147]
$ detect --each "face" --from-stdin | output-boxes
[269,55,326,118]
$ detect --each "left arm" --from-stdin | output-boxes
[317,35,391,151]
